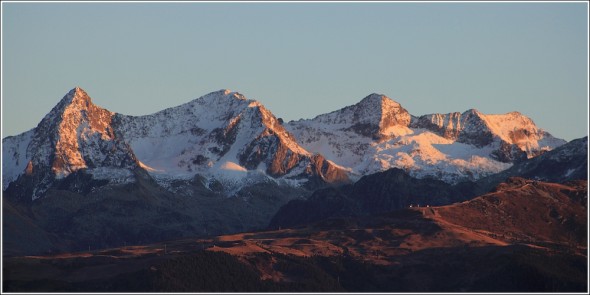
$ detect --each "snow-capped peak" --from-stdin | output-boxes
[113,89,348,191]
[70,86,92,102]
[210,88,247,100]
[43,87,129,177]
[3,88,568,200]
[357,92,388,105]
[294,93,412,140]
[2,88,138,198]
[286,92,566,184]
[463,108,481,115]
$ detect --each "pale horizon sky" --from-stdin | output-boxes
[2,2,588,141]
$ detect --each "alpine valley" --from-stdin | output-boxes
[2,88,587,292]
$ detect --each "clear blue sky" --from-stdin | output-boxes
[2,2,588,141]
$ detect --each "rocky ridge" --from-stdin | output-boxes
[287,93,565,183]
[2,88,349,200]
[3,88,138,199]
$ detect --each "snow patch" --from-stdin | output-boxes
[2,130,34,189]
[220,161,248,172]
[138,160,160,172]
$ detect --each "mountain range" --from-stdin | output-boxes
[3,88,350,201]
[3,87,565,200]
[1,87,587,292]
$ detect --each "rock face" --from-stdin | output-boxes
[287,93,565,183]
[306,93,412,140]
[3,88,138,200]
[114,89,349,191]
[411,109,562,161]
[46,87,136,176]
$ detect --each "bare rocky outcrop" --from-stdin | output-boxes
[3,88,138,200]
[411,109,564,161]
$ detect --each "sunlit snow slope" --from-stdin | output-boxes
[286,93,565,183]
[3,89,567,200]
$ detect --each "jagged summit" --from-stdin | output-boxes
[112,89,348,192]
[40,87,114,140]
[155,89,260,121]
[286,92,566,183]
[358,93,410,127]
[357,93,402,109]
[57,87,93,107]
[298,92,411,139]
[72,86,89,96]
[462,108,481,115]
[202,90,258,108]
[507,111,522,116]
[2,88,138,198]
[411,107,564,160]
[42,87,97,122]
[214,89,248,100]
[358,93,388,104]
[3,88,568,200]
[206,89,248,101]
